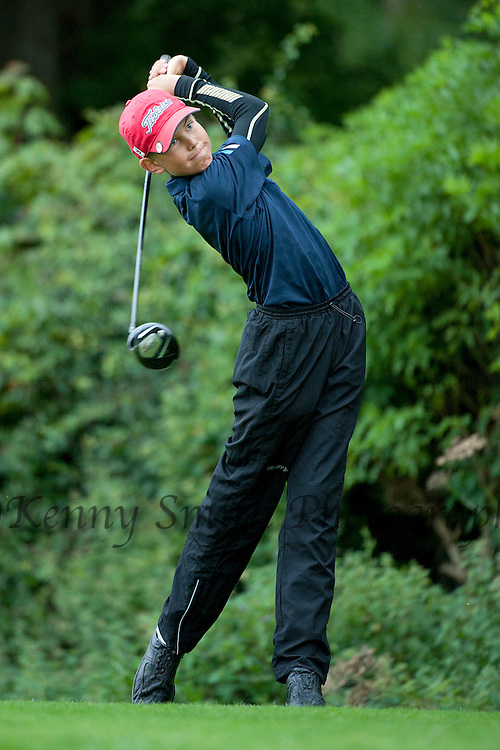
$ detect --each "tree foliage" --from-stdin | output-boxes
[0,0,473,131]
[271,3,500,565]
[179,538,500,709]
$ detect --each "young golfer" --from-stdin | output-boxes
[119,54,366,706]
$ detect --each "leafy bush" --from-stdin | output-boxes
[0,65,246,700]
[176,537,500,709]
[0,519,178,701]
[326,538,500,710]
[270,2,500,553]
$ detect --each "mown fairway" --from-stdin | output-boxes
[1,702,499,750]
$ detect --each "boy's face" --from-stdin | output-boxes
[141,115,212,177]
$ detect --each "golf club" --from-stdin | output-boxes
[127,54,180,370]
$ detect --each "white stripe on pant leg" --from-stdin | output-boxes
[176,579,200,655]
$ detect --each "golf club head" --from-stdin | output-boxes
[127,322,179,370]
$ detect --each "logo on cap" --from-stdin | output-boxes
[141,98,174,134]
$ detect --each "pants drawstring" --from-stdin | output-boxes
[329,302,363,323]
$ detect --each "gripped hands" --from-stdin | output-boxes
[148,55,187,83]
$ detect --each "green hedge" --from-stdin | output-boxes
[176,537,500,709]
[1,526,497,710]
[270,10,500,535]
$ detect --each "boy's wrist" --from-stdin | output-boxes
[183,57,203,78]
[147,73,180,95]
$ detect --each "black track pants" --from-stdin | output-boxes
[158,285,366,683]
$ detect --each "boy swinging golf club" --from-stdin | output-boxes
[119,54,366,706]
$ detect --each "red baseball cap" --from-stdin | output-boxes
[119,89,200,159]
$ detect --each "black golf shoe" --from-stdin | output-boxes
[285,668,326,706]
[132,628,182,703]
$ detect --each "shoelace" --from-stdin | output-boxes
[151,643,178,680]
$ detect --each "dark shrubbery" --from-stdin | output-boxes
[271,1,500,575]
[178,537,500,709]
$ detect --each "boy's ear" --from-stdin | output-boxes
[140,157,166,174]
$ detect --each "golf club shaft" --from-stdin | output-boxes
[129,170,151,333]
[129,54,171,335]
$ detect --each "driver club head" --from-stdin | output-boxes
[127,322,179,370]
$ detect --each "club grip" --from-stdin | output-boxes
[147,54,171,85]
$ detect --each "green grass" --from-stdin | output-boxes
[1,702,499,750]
